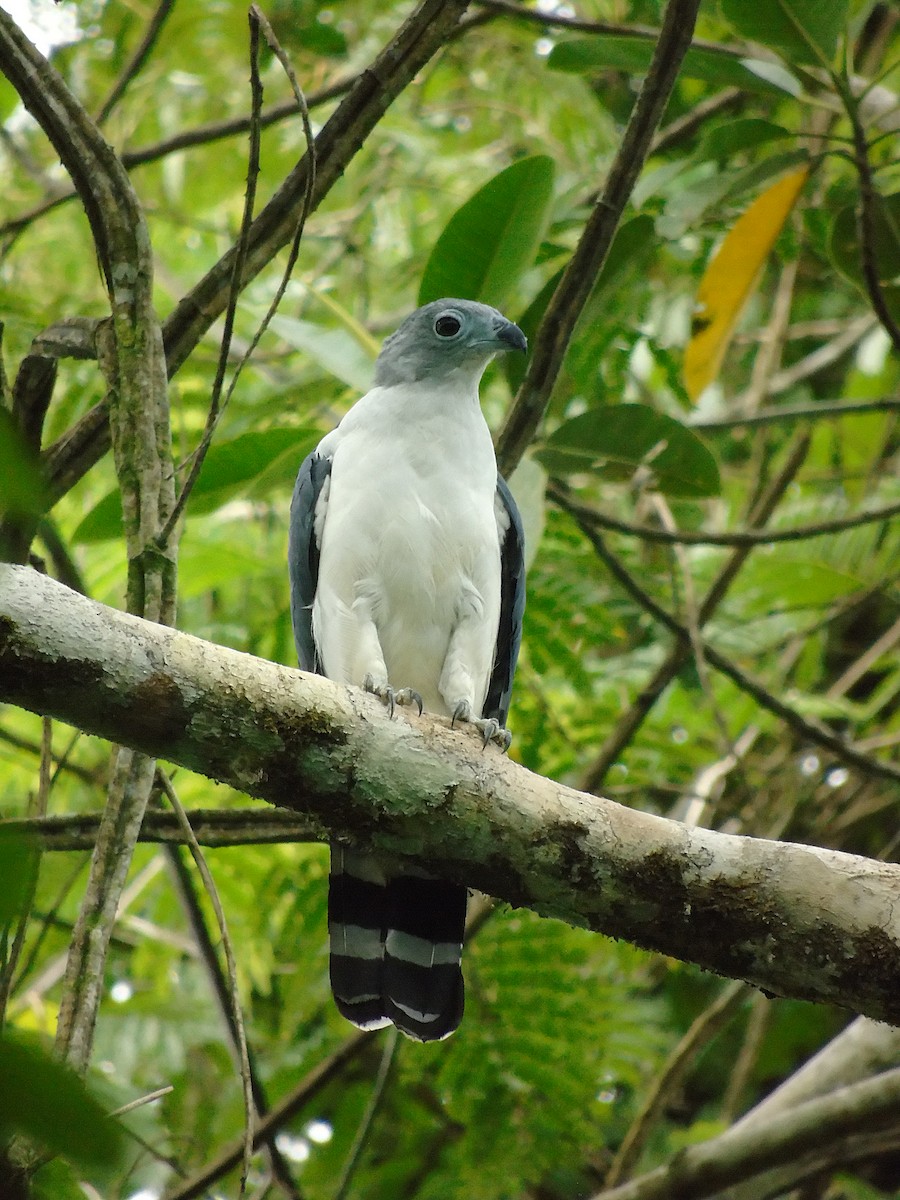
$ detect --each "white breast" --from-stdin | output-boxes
[312,378,501,715]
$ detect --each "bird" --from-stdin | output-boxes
[288,297,527,1041]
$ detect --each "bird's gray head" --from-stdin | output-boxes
[374,299,527,388]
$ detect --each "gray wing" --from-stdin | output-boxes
[288,449,332,673]
[483,473,525,725]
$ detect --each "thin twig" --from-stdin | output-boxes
[567,507,900,786]
[157,773,256,1198]
[577,435,811,791]
[606,981,749,1186]
[94,0,177,126]
[157,11,267,547]
[163,1031,377,1200]
[721,992,771,1123]
[551,490,900,547]
[110,1086,175,1119]
[335,1029,399,1200]
[694,395,900,431]
[496,0,703,476]
[826,614,900,700]
[0,719,49,1028]
[650,495,748,800]
[0,723,97,786]
[164,836,302,1199]
[0,807,322,851]
[842,81,900,352]
[473,0,740,56]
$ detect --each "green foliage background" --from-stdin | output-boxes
[0,0,898,1196]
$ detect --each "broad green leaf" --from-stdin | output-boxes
[738,58,803,96]
[0,409,46,517]
[295,21,348,57]
[418,156,555,308]
[535,404,720,498]
[721,0,849,65]
[658,150,808,240]
[0,77,19,124]
[0,1032,125,1172]
[742,557,863,608]
[684,166,809,400]
[0,833,36,924]
[699,119,792,162]
[506,456,547,571]
[73,428,319,542]
[269,315,376,391]
[829,192,900,323]
[548,38,800,94]
[505,215,655,391]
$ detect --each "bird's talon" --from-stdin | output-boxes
[394,688,424,716]
[363,677,425,720]
[450,701,511,752]
[478,718,499,748]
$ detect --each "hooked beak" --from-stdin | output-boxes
[492,317,527,354]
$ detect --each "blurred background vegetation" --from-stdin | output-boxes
[0,0,898,1196]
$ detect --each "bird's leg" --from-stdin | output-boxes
[363,675,424,720]
[440,602,511,750]
[450,698,512,752]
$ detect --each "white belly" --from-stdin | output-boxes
[312,393,501,716]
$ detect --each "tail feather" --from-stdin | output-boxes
[327,850,467,1041]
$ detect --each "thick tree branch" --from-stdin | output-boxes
[4,563,900,1025]
[26,0,471,513]
[594,1069,900,1200]
[0,10,177,1081]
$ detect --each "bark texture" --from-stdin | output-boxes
[3,563,900,1024]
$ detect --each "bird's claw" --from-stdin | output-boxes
[363,675,424,719]
[451,700,512,752]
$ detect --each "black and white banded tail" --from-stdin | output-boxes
[328,849,467,1041]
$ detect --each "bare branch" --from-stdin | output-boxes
[31,0,472,517]
[563,501,899,787]
[496,0,702,476]
[593,1067,900,1200]
[0,807,321,851]
[606,981,750,1186]
[473,0,739,56]
[554,490,900,547]
[0,8,176,1079]
[694,395,900,431]
[576,435,811,791]
[94,0,177,126]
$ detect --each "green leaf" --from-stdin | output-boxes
[535,404,720,498]
[0,833,37,925]
[269,315,375,391]
[829,192,900,322]
[73,428,319,542]
[295,20,347,57]
[418,156,556,308]
[548,38,800,94]
[0,1032,125,1172]
[698,118,792,162]
[721,0,849,65]
[0,409,46,517]
[505,215,655,391]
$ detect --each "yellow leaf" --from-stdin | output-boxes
[684,166,809,401]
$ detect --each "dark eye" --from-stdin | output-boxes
[434,313,461,338]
